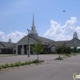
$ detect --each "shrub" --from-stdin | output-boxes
[10,63,15,67]
[15,62,21,66]
[28,61,32,64]
[2,65,7,68]
[5,63,9,67]
[25,61,28,65]
[32,59,39,63]
[17,61,21,66]
[0,65,2,69]
[27,61,31,65]
[21,62,25,66]
[0,60,44,70]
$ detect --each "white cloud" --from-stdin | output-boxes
[0,31,26,43]
[0,31,5,41]
[44,17,80,41]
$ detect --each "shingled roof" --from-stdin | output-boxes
[29,34,55,45]
[17,34,55,45]
[0,41,16,48]
[48,40,70,48]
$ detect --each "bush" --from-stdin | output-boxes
[32,59,39,63]
[2,65,7,68]
[0,60,44,70]
[21,62,25,66]
[10,63,15,67]
[25,61,28,65]
[5,63,9,67]
[0,65,2,69]
[27,61,31,65]
[15,62,21,66]
[28,61,32,64]
[17,61,21,66]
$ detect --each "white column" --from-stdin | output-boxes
[16,45,18,55]
[21,45,24,55]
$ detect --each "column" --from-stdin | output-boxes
[16,45,18,55]
[21,45,24,55]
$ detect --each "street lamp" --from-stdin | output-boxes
[27,29,30,57]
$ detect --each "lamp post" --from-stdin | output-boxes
[27,29,30,57]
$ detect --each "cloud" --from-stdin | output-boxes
[0,31,5,40]
[0,31,26,43]
[44,17,80,41]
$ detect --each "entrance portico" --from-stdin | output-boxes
[16,45,28,55]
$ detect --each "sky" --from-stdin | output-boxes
[0,0,80,43]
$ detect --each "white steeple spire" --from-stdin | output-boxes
[32,13,35,26]
[31,13,35,31]
[29,13,38,36]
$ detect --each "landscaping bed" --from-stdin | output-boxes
[0,60,44,70]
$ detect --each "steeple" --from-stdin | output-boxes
[8,38,12,43]
[31,13,35,30]
[73,32,78,39]
[32,13,35,26]
[29,13,38,36]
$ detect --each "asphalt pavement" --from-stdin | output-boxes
[0,54,80,80]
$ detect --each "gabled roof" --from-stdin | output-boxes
[0,42,5,47]
[48,40,70,48]
[29,35,55,45]
[65,38,80,44]
[29,34,41,42]
[17,35,55,45]
[56,40,70,46]
[0,41,16,48]
[65,38,80,47]
[36,36,54,43]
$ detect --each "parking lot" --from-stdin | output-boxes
[0,54,80,80]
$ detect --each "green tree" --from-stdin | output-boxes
[74,47,77,53]
[31,42,44,60]
[56,46,63,59]
[65,47,71,56]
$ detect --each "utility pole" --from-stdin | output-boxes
[27,29,30,57]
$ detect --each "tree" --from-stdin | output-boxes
[56,46,63,59]
[31,42,44,60]
[65,47,71,56]
[74,47,77,53]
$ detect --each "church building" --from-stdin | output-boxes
[15,14,80,55]
[0,14,80,55]
[16,14,54,55]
